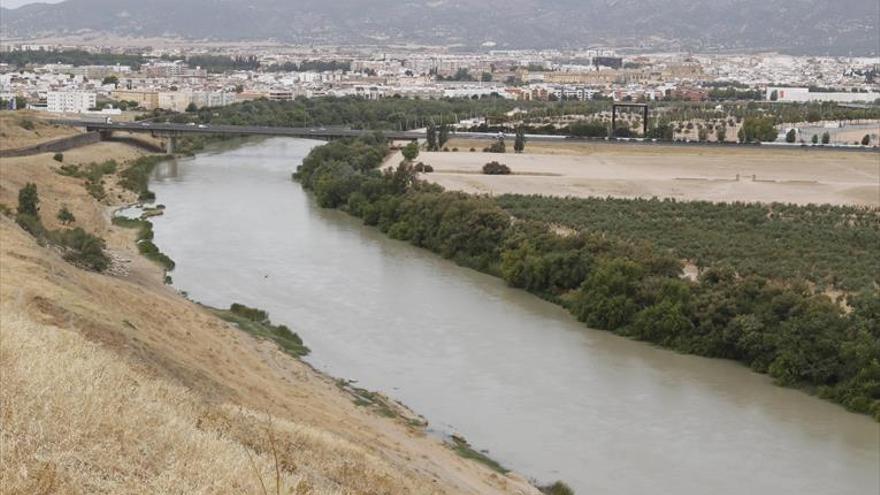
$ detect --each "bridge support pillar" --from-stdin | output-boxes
[98,130,114,141]
[164,135,178,154]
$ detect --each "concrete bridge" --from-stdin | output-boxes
[52,119,424,153]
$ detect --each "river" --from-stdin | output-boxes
[148,137,879,494]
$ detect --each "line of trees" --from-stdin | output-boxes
[0,49,147,69]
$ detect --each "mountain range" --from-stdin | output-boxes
[1,0,878,55]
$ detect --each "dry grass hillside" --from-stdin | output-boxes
[0,138,540,494]
[0,111,82,149]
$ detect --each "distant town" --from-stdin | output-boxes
[1,43,878,118]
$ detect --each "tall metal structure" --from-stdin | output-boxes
[611,103,649,137]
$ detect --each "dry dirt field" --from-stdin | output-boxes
[424,140,880,206]
[0,139,539,494]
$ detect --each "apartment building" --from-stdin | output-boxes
[46,90,96,113]
[111,89,159,109]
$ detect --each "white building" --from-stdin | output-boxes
[46,91,97,113]
[192,91,237,108]
[767,87,880,103]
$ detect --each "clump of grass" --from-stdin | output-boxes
[209,303,309,358]
[539,481,576,495]
[335,380,399,418]
[449,435,508,474]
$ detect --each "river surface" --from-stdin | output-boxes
[148,138,879,495]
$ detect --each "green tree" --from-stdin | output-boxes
[631,300,694,346]
[17,183,39,217]
[785,128,797,143]
[102,75,119,86]
[572,258,645,330]
[739,117,778,143]
[481,72,493,82]
[769,90,778,101]
[426,123,438,151]
[438,124,450,149]
[821,131,831,144]
[401,142,420,162]
[185,102,198,113]
[862,134,871,146]
[514,127,526,153]
[716,126,727,142]
[52,152,64,162]
[811,134,819,144]
[57,206,76,225]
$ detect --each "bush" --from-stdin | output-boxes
[482,161,511,175]
[52,227,110,271]
[540,481,575,495]
[413,162,434,173]
[215,303,309,357]
[57,206,76,225]
[483,138,506,153]
[17,182,39,216]
[401,142,419,162]
[15,213,46,238]
[52,152,64,162]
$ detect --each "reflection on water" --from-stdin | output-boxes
[149,137,879,495]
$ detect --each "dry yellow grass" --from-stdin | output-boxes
[0,140,540,494]
[0,111,81,150]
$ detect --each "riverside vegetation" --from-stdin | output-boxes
[295,136,880,419]
[9,154,175,275]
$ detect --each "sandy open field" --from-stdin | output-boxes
[421,141,880,206]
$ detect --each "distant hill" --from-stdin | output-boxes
[1,0,877,55]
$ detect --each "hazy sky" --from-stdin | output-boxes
[1,0,64,8]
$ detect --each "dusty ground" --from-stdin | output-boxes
[0,141,540,494]
[0,111,82,149]
[424,141,880,206]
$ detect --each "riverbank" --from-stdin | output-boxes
[297,137,880,421]
[0,126,542,493]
